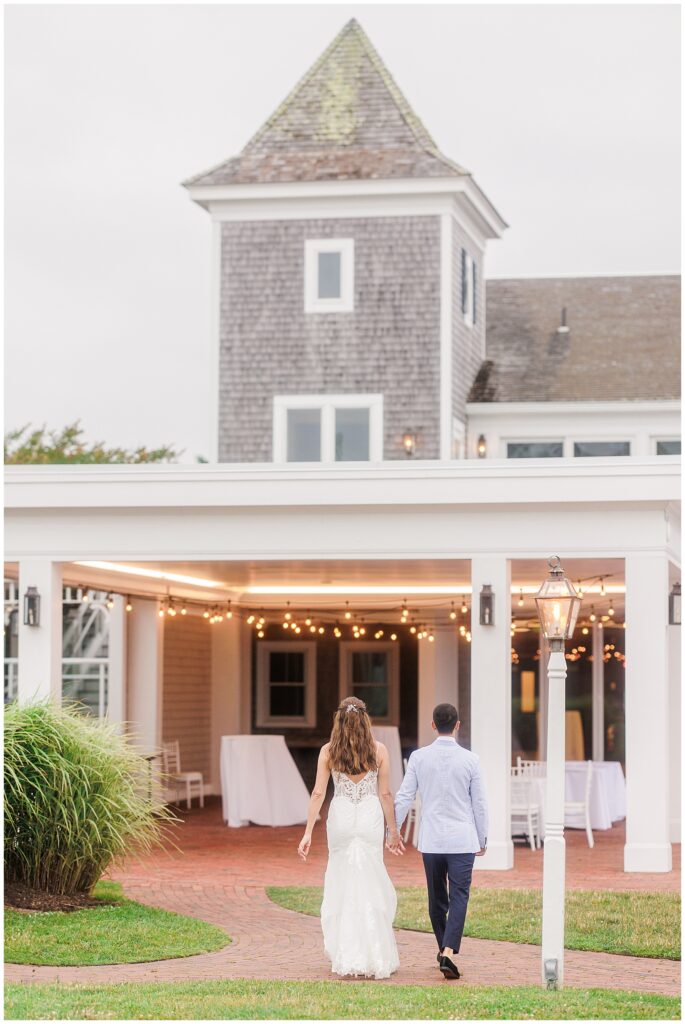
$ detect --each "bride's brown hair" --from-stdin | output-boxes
[327,696,378,775]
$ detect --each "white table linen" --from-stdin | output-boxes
[514,761,626,837]
[371,725,404,795]
[220,735,310,828]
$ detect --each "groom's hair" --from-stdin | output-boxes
[433,703,459,734]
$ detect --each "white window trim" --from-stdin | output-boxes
[256,641,317,728]
[463,251,476,328]
[273,394,383,463]
[304,238,354,313]
[652,436,681,455]
[338,641,399,726]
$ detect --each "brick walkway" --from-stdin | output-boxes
[6,799,680,996]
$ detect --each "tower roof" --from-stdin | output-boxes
[185,18,470,186]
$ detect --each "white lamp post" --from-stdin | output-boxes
[534,555,582,990]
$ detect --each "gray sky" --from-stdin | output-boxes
[5,4,680,462]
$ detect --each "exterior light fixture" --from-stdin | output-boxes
[402,432,416,457]
[669,582,681,625]
[23,586,41,627]
[535,556,581,650]
[477,434,487,458]
[479,584,494,626]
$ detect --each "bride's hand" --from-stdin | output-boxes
[298,833,312,860]
[385,831,405,856]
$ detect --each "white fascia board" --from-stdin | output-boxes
[187,176,506,239]
[467,400,682,418]
[5,459,680,512]
[208,192,452,224]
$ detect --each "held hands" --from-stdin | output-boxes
[385,830,405,856]
[298,833,312,860]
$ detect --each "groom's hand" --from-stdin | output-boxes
[475,847,487,857]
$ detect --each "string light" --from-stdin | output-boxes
[181,603,187,616]
[106,593,114,609]
[608,604,615,617]
[125,596,133,613]
[344,602,352,620]
[449,602,457,620]
[390,633,397,641]
[461,600,468,614]
[518,589,524,607]
[203,608,210,619]
[589,607,597,622]
[158,605,165,618]
[247,614,255,625]
[81,587,90,603]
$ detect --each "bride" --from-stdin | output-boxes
[297,696,402,979]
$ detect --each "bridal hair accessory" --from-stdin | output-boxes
[346,704,360,714]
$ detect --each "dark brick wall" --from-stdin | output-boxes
[219,216,441,462]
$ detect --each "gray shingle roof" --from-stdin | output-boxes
[185,19,468,186]
[470,276,681,403]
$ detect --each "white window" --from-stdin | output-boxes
[305,238,355,313]
[507,441,564,459]
[461,249,476,327]
[274,394,383,463]
[256,642,316,728]
[339,642,399,725]
[573,441,630,457]
[655,438,681,455]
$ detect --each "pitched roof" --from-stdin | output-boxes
[470,276,681,403]
[185,19,468,186]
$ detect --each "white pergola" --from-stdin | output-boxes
[5,456,681,873]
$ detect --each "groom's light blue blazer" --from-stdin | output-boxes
[394,736,488,854]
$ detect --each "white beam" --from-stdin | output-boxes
[624,553,672,872]
[17,559,62,704]
[591,622,604,761]
[417,624,458,747]
[668,621,681,842]
[470,555,513,870]
[126,599,163,754]
[210,616,244,792]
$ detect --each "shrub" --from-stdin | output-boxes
[4,700,176,895]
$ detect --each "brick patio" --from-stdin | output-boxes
[6,798,680,996]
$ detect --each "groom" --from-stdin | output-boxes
[393,703,488,980]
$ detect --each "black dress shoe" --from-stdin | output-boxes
[439,954,460,980]
[436,949,443,965]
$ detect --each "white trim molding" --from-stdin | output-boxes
[273,394,383,464]
[339,640,399,726]
[256,640,317,728]
[304,238,354,313]
[439,213,453,460]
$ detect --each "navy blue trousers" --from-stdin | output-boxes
[422,852,476,953]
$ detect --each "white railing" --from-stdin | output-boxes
[4,659,18,703]
[62,658,108,717]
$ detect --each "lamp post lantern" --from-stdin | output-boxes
[535,556,581,990]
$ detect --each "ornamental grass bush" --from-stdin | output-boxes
[4,700,176,895]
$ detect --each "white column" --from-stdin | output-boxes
[107,595,126,727]
[417,623,458,747]
[210,616,244,794]
[541,647,568,988]
[624,553,672,872]
[668,621,681,842]
[591,622,604,761]
[126,599,163,754]
[470,555,513,870]
[17,559,63,704]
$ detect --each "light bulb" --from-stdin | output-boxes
[125,598,132,612]
[582,626,589,635]
[319,626,325,634]
[158,608,165,618]
[203,609,210,619]
[461,602,468,614]
[608,605,615,616]
[305,618,312,626]
[282,622,289,630]
[181,605,187,616]
[247,615,255,624]
[310,625,316,633]
[257,630,264,638]
[345,611,352,620]
[284,611,292,621]
[390,633,397,641]
[410,626,417,634]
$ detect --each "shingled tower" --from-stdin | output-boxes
[186,19,506,463]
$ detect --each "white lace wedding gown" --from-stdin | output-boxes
[321,767,400,979]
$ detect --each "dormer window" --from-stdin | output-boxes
[305,239,354,313]
[274,395,382,463]
[461,249,477,327]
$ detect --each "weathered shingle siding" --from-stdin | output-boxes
[451,222,486,428]
[218,216,442,461]
[162,616,211,780]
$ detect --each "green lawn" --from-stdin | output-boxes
[4,881,230,966]
[4,979,680,1020]
[268,886,681,961]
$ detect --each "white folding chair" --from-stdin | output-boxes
[517,757,547,779]
[161,740,204,809]
[401,756,421,847]
[510,766,542,850]
[565,760,594,848]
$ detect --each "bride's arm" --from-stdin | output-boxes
[297,744,331,860]
[377,744,404,855]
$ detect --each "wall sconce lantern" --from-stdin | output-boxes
[479,584,494,625]
[669,582,681,626]
[477,434,487,459]
[402,432,416,457]
[23,586,41,627]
